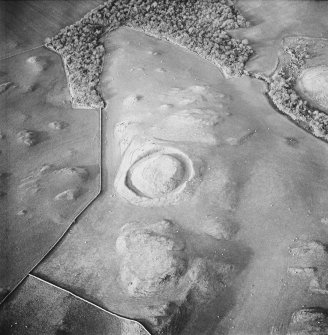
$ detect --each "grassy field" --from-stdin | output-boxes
[0,0,104,59]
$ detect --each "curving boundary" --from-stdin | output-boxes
[45,0,253,109]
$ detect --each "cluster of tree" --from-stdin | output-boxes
[268,72,328,141]
[45,0,253,108]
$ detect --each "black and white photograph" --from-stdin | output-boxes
[0,1,328,334]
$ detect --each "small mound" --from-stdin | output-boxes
[116,220,187,297]
[54,167,89,182]
[309,274,328,295]
[285,137,299,147]
[287,307,328,335]
[17,209,28,216]
[149,109,225,145]
[0,82,12,94]
[17,130,38,146]
[54,188,79,201]
[155,67,166,73]
[162,87,208,107]
[187,258,234,301]
[123,94,143,107]
[116,220,186,255]
[114,121,140,154]
[147,50,161,56]
[171,109,223,127]
[39,164,55,175]
[287,267,317,277]
[48,121,68,130]
[289,240,328,259]
[297,66,328,111]
[321,217,328,225]
[188,85,207,94]
[225,129,256,146]
[26,56,47,73]
[144,301,190,331]
[200,216,238,240]
[178,97,197,106]
[127,154,185,198]
[159,104,174,110]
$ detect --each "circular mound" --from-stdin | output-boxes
[26,56,46,73]
[297,66,328,111]
[115,145,196,206]
[127,154,185,198]
[17,130,38,146]
[116,220,187,297]
[123,94,143,107]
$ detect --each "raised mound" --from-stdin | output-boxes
[127,154,185,198]
[115,142,197,207]
[297,66,328,112]
[116,220,187,297]
[287,307,328,335]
